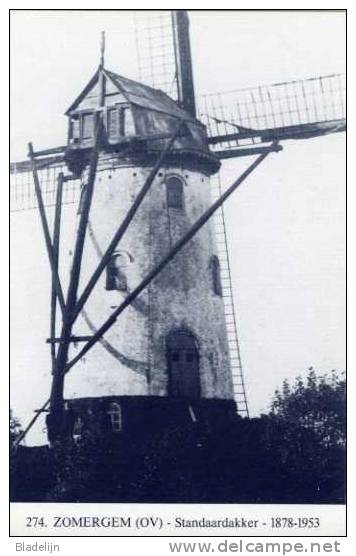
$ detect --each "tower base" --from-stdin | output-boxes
[46,396,238,443]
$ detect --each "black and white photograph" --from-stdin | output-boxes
[10,9,346,537]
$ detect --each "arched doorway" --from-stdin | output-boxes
[166,329,200,398]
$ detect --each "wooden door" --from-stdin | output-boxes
[166,329,200,398]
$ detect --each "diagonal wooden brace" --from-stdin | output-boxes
[28,143,66,313]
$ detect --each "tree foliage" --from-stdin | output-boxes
[10,409,23,448]
[269,368,346,448]
[261,368,346,503]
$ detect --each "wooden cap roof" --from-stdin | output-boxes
[65,67,199,124]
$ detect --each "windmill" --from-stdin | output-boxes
[10,11,346,448]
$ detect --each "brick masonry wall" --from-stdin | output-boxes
[64,155,234,401]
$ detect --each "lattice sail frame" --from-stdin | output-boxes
[133,10,178,101]
[199,73,346,151]
[10,163,80,213]
[133,11,345,150]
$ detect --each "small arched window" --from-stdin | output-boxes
[108,402,122,432]
[210,255,222,297]
[166,176,184,209]
[106,251,132,291]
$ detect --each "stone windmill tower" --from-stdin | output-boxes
[59,62,236,441]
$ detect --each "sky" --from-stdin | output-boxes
[10,10,346,445]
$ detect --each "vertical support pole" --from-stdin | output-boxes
[50,173,64,371]
[171,10,196,118]
[48,68,106,440]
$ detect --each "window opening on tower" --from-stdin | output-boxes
[107,402,122,432]
[69,105,136,144]
[106,105,135,138]
[81,113,95,139]
[105,251,132,292]
[166,175,184,209]
[73,416,84,439]
[70,117,80,143]
[107,107,120,137]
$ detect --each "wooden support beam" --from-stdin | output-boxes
[208,119,346,146]
[216,144,283,159]
[10,155,66,174]
[50,173,64,371]
[49,68,107,434]
[30,145,66,157]
[49,117,103,417]
[46,335,93,344]
[171,11,196,117]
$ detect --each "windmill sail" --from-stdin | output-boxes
[10,162,80,213]
[133,11,345,155]
[133,10,178,101]
[200,73,346,157]
[11,10,346,211]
